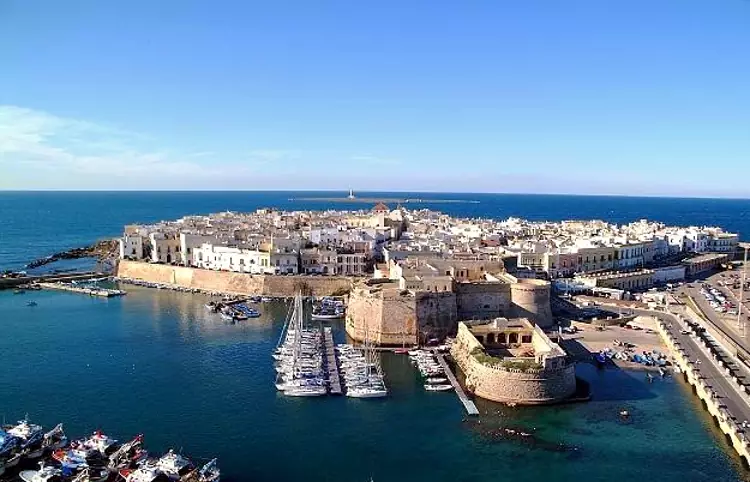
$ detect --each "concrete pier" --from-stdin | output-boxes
[323,327,342,395]
[437,354,479,416]
[38,282,126,297]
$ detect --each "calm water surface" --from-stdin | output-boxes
[0,287,745,482]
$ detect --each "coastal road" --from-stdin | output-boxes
[589,301,750,426]
[680,281,750,355]
[646,307,750,424]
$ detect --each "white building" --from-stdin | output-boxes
[119,234,145,260]
[193,244,272,274]
[270,249,299,274]
[179,233,218,266]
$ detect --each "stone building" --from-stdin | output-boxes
[346,266,554,345]
[451,320,576,405]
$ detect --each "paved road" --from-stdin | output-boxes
[680,282,750,355]
[604,304,750,426]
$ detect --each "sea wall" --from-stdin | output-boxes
[451,324,576,405]
[116,260,352,296]
[656,317,750,465]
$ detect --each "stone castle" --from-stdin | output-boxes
[451,320,576,405]
[346,255,553,345]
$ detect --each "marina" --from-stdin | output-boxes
[0,281,745,482]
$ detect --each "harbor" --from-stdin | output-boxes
[0,283,745,482]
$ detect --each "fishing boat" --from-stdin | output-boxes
[424,384,453,392]
[119,465,171,482]
[107,434,147,472]
[70,467,110,482]
[204,302,219,313]
[0,428,19,458]
[19,463,62,482]
[42,423,67,451]
[196,458,220,482]
[77,430,118,456]
[155,449,194,479]
[5,417,45,458]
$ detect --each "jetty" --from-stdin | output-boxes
[436,354,479,416]
[38,282,127,297]
[323,327,343,395]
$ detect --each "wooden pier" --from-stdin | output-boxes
[323,327,343,395]
[437,355,479,416]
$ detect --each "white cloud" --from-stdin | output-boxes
[0,105,265,188]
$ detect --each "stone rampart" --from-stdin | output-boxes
[116,260,352,296]
[451,324,576,405]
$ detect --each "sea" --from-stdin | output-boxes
[1,191,750,482]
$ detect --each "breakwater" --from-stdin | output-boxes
[24,240,118,270]
[116,260,353,296]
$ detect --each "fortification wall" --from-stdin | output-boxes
[452,324,576,405]
[346,287,418,345]
[117,260,351,296]
[416,291,457,340]
[510,279,553,328]
[455,282,511,320]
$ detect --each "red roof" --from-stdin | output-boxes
[373,202,389,212]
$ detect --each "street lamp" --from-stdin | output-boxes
[738,244,749,338]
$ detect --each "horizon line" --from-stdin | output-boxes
[0,189,748,201]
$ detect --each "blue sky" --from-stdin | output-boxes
[1,1,749,196]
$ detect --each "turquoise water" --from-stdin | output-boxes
[0,287,744,482]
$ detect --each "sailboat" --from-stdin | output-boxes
[274,293,327,397]
[345,318,387,399]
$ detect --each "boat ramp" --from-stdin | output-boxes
[436,354,479,416]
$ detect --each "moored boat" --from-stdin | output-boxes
[19,463,62,482]
[155,449,194,479]
[424,384,453,392]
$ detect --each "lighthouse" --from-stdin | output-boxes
[348,189,355,199]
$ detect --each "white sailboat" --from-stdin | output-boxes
[345,320,387,399]
[274,292,328,397]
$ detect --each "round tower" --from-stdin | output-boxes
[510,279,553,328]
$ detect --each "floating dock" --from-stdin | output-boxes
[437,354,479,416]
[323,327,343,395]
